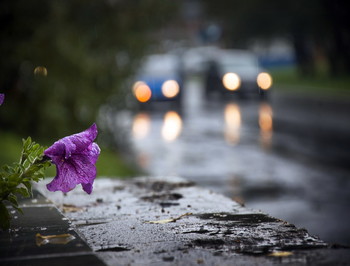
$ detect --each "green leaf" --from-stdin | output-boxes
[1,136,53,230]
[0,202,11,230]
[32,143,40,150]
[23,181,32,192]
[22,137,32,151]
[7,194,19,208]
[27,155,35,164]
[2,165,14,173]
[15,187,30,198]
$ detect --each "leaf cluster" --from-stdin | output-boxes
[0,137,51,230]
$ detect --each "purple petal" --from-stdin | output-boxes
[82,183,93,194]
[45,139,75,159]
[44,123,97,159]
[46,160,78,193]
[45,123,100,194]
[0,94,4,106]
[68,123,98,153]
[82,143,101,164]
[47,154,97,193]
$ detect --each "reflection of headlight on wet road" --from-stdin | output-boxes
[259,103,273,131]
[162,80,180,98]
[257,72,273,90]
[224,103,241,145]
[133,81,152,102]
[162,111,182,142]
[132,113,151,139]
[259,103,273,148]
[223,73,241,91]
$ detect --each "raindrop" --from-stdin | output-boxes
[31,199,38,203]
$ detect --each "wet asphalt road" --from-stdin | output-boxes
[109,79,350,246]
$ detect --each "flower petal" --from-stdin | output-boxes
[0,93,4,106]
[45,123,100,194]
[45,139,76,159]
[81,183,93,194]
[68,123,98,153]
[46,154,97,193]
[82,143,100,164]
[44,123,97,159]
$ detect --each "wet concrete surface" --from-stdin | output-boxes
[104,78,350,247]
[35,177,350,265]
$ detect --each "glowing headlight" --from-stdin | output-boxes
[162,80,180,98]
[222,73,241,91]
[133,81,152,103]
[257,72,272,90]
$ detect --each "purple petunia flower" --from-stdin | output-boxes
[45,123,100,194]
[0,93,4,106]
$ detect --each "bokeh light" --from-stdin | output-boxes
[132,113,151,139]
[133,81,152,103]
[224,103,241,145]
[222,72,241,91]
[162,80,180,98]
[259,103,273,148]
[161,111,182,142]
[257,72,272,90]
[34,66,48,76]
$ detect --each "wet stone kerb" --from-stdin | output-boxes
[34,176,336,265]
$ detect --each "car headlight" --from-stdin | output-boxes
[257,72,272,90]
[222,73,241,91]
[133,81,152,102]
[161,80,180,98]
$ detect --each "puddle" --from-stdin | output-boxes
[135,180,194,192]
[97,246,131,252]
[197,213,280,223]
[141,193,183,202]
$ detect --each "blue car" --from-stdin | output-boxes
[132,54,183,107]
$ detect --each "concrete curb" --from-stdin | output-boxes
[29,176,350,265]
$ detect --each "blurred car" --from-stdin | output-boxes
[131,54,183,108]
[181,46,221,76]
[204,49,273,98]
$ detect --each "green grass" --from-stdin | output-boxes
[95,148,140,178]
[0,131,139,179]
[270,66,350,98]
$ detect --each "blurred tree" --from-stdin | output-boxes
[0,0,178,141]
[202,0,350,77]
[323,0,350,76]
